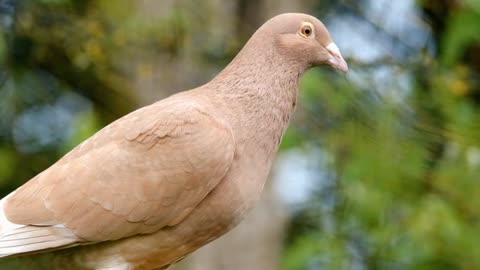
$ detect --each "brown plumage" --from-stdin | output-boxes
[0,13,347,270]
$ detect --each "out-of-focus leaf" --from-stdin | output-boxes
[0,148,17,187]
[0,34,6,64]
[61,110,101,153]
[442,9,480,65]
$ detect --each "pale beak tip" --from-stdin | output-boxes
[326,42,349,73]
[338,61,349,73]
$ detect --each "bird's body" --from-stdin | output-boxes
[0,13,347,269]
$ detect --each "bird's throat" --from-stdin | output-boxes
[208,59,302,158]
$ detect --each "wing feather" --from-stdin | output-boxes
[0,97,235,257]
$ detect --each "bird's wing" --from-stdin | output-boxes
[0,97,235,257]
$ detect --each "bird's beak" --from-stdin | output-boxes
[326,42,348,73]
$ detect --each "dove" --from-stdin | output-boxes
[0,13,347,270]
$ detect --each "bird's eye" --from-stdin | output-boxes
[300,23,314,38]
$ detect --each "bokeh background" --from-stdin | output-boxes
[0,0,480,269]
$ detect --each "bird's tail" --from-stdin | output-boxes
[0,197,78,258]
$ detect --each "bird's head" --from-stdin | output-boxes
[260,13,348,73]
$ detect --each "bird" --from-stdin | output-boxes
[0,13,347,270]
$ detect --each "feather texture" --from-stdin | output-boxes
[0,13,347,269]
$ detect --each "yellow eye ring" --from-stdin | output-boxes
[300,22,314,38]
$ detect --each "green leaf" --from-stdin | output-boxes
[442,9,480,65]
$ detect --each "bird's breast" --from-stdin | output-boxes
[73,147,274,270]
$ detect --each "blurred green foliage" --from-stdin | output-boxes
[0,0,184,195]
[281,1,480,270]
[442,1,480,65]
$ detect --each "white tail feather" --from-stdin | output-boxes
[0,196,79,257]
[0,194,25,235]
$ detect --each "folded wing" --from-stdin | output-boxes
[0,97,235,257]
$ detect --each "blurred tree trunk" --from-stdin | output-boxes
[134,0,312,104]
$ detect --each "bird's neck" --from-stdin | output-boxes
[207,46,305,159]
